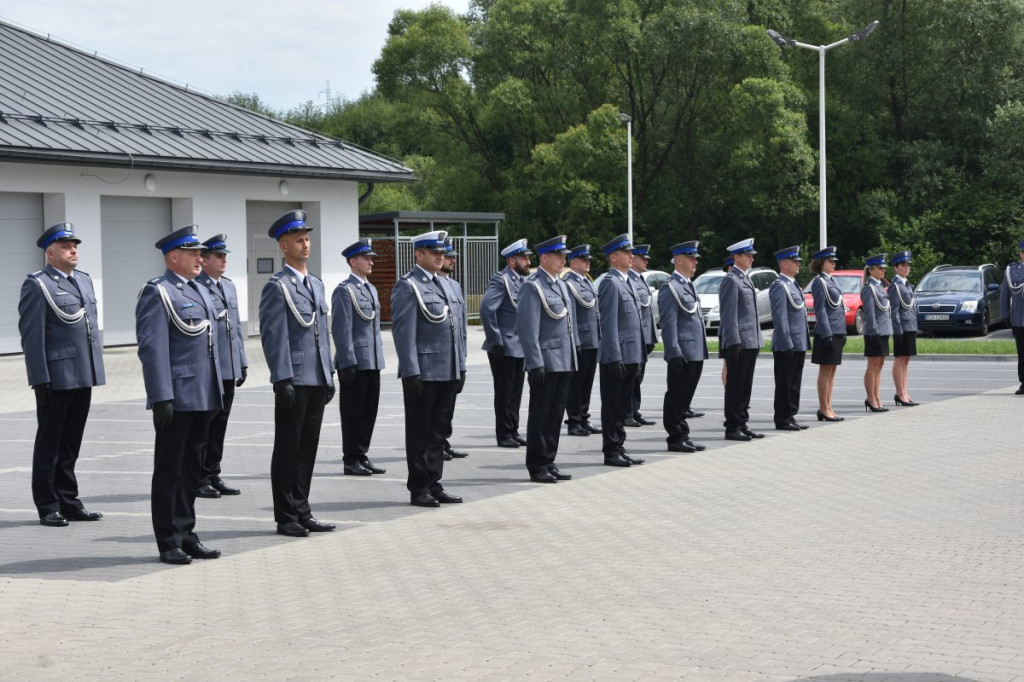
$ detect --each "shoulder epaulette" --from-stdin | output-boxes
[400,272,413,280]
[148,276,165,285]
[27,270,43,279]
[269,273,283,282]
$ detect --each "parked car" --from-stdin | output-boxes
[590,269,670,327]
[914,264,1005,335]
[695,267,778,334]
[802,269,867,335]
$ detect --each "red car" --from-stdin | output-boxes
[802,269,867,336]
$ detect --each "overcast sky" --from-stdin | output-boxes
[0,0,471,112]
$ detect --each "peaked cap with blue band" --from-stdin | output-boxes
[37,222,81,249]
[568,244,591,261]
[601,233,632,256]
[774,245,801,261]
[155,224,203,253]
[889,250,912,266]
[631,244,651,258]
[810,246,838,261]
[726,238,756,255]
[412,230,449,252]
[201,233,230,253]
[723,256,734,267]
[1017,239,1024,251]
[501,239,532,258]
[535,235,569,255]
[864,253,888,267]
[268,210,313,240]
[343,239,377,259]
[444,237,458,257]
[671,240,700,257]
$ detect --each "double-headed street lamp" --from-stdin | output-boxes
[617,112,633,244]
[767,20,879,249]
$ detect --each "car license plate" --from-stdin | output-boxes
[924,314,949,321]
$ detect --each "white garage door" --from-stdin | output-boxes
[0,192,44,354]
[246,201,300,335]
[100,197,171,345]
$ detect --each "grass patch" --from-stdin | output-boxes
[657,335,1016,355]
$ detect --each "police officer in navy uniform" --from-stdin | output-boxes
[861,253,893,413]
[658,241,708,453]
[480,239,532,448]
[331,239,387,477]
[809,246,846,421]
[194,234,247,497]
[563,245,601,436]
[517,235,579,483]
[627,244,658,427]
[439,238,469,460]
[259,210,336,537]
[888,250,920,406]
[136,224,223,564]
[720,238,765,441]
[19,222,105,527]
[769,246,810,431]
[391,231,464,507]
[1000,239,1024,395]
[597,234,646,467]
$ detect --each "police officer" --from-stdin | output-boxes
[19,222,105,527]
[809,246,846,421]
[438,238,469,460]
[627,244,658,427]
[861,253,893,412]
[331,239,387,477]
[1000,240,1024,395]
[597,234,645,467]
[720,238,764,441]
[136,224,223,564]
[391,231,463,507]
[517,235,579,483]
[194,234,247,497]
[658,241,708,453]
[480,239,531,448]
[769,246,810,431]
[259,210,336,537]
[720,256,734,387]
[888,250,920,406]
[563,245,600,436]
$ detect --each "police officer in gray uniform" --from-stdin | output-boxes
[720,238,765,441]
[597,234,646,467]
[769,245,810,431]
[517,235,579,483]
[627,244,658,426]
[480,239,532,448]
[195,234,247,497]
[563,245,600,436]
[392,231,464,507]
[1000,239,1024,394]
[19,222,105,527]
[888,250,920,406]
[331,239,387,477]
[439,238,469,460]
[136,224,223,564]
[259,210,336,538]
[658,241,708,453]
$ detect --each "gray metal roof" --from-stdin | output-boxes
[0,20,414,182]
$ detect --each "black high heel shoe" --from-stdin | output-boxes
[894,394,919,407]
[864,399,888,413]
[816,409,843,422]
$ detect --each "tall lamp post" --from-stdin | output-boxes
[617,112,633,244]
[767,20,879,249]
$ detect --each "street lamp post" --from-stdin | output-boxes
[767,20,879,249]
[617,113,633,244]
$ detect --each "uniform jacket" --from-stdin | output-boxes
[479,266,524,357]
[887,276,919,335]
[657,273,708,363]
[19,265,105,390]
[769,275,810,352]
[441,275,468,372]
[861,278,894,336]
[135,269,223,411]
[331,275,385,371]
[195,272,248,380]
[391,265,460,382]
[810,273,846,339]
[628,269,658,346]
[564,270,600,349]
[259,267,333,386]
[597,269,645,365]
[516,269,579,373]
[718,268,763,350]
[1000,261,1024,327]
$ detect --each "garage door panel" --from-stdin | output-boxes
[0,192,44,354]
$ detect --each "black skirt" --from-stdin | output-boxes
[811,334,846,365]
[892,331,917,357]
[863,334,890,358]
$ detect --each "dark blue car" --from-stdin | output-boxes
[915,264,1005,336]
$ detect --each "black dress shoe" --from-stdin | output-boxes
[411,493,440,507]
[567,425,591,436]
[790,420,809,430]
[513,435,528,446]
[1017,384,1024,395]
[211,479,241,495]
[635,416,656,426]
[361,458,387,473]
[497,437,520,448]
[432,489,463,504]
[159,548,192,565]
[443,451,452,461]
[623,418,641,427]
[584,424,601,434]
[530,471,558,483]
[685,410,706,419]
[775,422,802,431]
[603,454,632,467]
[182,541,221,559]
[300,517,336,532]
[39,511,68,527]
[276,522,310,537]
[725,430,751,441]
[344,462,373,476]
[63,508,103,521]
[196,484,222,498]
[668,440,697,453]
[548,467,572,480]
[621,452,645,465]
[741,427,765,439]
[444,448,469,459]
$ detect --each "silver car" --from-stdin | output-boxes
[694,267,778,334]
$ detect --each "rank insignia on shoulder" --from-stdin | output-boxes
[149,277,163,284]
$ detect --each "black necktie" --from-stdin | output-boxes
[302,276,314,299]
[433,276,449,301]
[216,280,226,299]
[364,282,377,310]
[67,275,82,295]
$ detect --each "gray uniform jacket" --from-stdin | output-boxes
[769,275,810,352]
[564,271,600,349]
[441,275,468,373]
[1000,262,1024,327]
[195,272,248,380]
[19,265,105,390]
[629,269,658,346]
[479,267,524,357]
[135,270,223,411]
[516,270,580,373]
[259,268,333,387]
[860,278,894,336]
[391,265,460,382]
[810,274,846,339]
[657,273,708,362]
[597,270,645,365]
[719,268,763,350]
[887,276,919,335]
[331,275,385,371]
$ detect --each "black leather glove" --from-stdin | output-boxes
[152,400,174,429]
[576,346,583,357]
[668,356,686,375]
[528,367,546,387]
[645,343,655,355]
[457,371,467,394]
[339,366,356,386]
[235,367,247,388]
[489,345,505,358]
[325,382,335,405]
[33,383,52,409]
[726,345,742,365]
[609,361,626,381]
[274,379,296,409]
[403,375,423,398]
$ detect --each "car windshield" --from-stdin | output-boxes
[693,276,724,294]
[917,272,981,294]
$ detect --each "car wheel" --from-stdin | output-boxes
[979,308,990,336]
[851,309,865,336]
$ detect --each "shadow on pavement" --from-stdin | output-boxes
[787,674,979,682]
[0,555,153,574]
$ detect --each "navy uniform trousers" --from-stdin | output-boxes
[663,361,703,444]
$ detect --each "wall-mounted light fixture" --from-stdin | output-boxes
[279,180,290,197]
[144,174,157,192]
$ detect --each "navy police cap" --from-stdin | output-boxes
[889,250,912,266]
[671,241,700,257]
[774,245,801,261]
[810,246,838,261]
[201,234,230,254]
[864,252,888,267]
[723,256,734,267]
[568,244,591,260]
[535,235,569,255]
[631,244,651,258]
[602,233,632,256]
[343,239,377,259]
[156,225,203,254]
[444,238,459,257]
[37,222,81,249]
[268,210,313,240]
